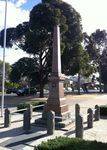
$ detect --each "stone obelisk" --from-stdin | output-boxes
[43,25,69,120]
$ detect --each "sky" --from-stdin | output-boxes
[0,0,107,64]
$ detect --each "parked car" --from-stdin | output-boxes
[16,87,37,96]
[6,88,17,94]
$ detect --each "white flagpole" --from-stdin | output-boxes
[1,0,8,117]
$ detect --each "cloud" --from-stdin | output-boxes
[0,0,29,64]
[63,0,107,34]
[5,48,29,64]
[0,47,29,65]
[16,0,27,7]
[0,1,29,31]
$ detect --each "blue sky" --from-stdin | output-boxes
[21,0,41,10]
[10,0,41,10]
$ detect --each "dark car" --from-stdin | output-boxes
[6,88,17,94]
[16,87,37,96]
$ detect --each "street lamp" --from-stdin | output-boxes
[1,0,8,117]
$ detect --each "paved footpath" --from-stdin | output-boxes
[0,94,107,150]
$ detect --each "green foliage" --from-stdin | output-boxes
[17,101,46,112]
[84,30,107,62]
[10,57,38,85]
[84,30,107,92]
[100,49,107,84]
[100,105,107,116]
[84,30,107,76]
[62,42,93,77]
[17,103,29,110]
[42,0,61,3]
[5,81,20,89]
[36,137,107,150]
[0,28,15,47]
[0,22,29,48]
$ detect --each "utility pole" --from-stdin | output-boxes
[1,0,8,117]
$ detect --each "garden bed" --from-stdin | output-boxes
[17,101,46,113]
[36,137,107,150]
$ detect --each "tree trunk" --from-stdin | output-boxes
[28,77,30,95]
[39,52,44,98]
[39,83,44,98]
[77,73,81,95]
[99,66,102,93]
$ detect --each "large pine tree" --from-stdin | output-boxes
[0,0,84,97]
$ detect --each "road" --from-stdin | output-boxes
[0,92,107,109]
[0,93,47,109]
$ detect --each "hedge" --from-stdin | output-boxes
[36,137,107,150]
[17,101,46,113]
[100,105,107,116]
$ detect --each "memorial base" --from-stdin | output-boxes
[35,111,74,129]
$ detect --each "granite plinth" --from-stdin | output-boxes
[35,112,75,129]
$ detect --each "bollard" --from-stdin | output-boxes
[28,104,33,119]
[23,109,31,133]
[94,105,100,121]
[47,111,55,135]
[75,114,83,138]
[4,108,11,127]
[87,108,93,128]
[75,104,80,122]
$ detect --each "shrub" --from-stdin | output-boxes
[17,101,46,113]
[36,137,107,150]
[100,105,107,116]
